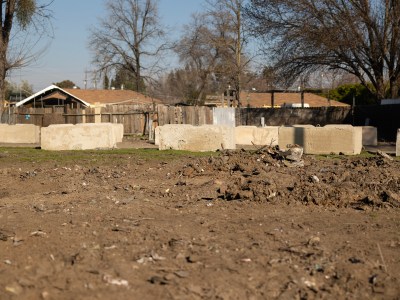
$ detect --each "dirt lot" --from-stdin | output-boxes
[0,141,399,300]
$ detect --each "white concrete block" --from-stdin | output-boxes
[113,124,124,143]
[396,129,400,157]
[292,124,315,128]
[235,126,279,146]
[0,124,40,144]
[41,123,118,150]
[324,124,354,128]
[360,126,377,146]
[154,126,160,146]
[158,124,235,151]
[279,125,362,155]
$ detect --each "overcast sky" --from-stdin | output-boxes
[9,0,204,91]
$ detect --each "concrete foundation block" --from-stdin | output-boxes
[279,125,362,155]
[235,126,279,146]
[113,124,124,143]
[158,124,235,151]
[154,126,161,146]
[41,123,119,150]
[0,124,40,144]
[292,124,315,128]
[360,126,378,146]
[396,129,400,157]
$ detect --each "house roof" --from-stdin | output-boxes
[62,88,162,105]
[241,92,349,107]
[15,85,162,107]
[15,85,90,107]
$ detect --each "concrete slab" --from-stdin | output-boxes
[0,124,40,144]
[158,124,235,151]
[76,123,124,143]
[292,124,315,128]
[279,125,362,155]
[360,126,378,146]
[41,123,119,150]
[235,126,279,146]
[154,126,161,146]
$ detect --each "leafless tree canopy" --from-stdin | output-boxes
[88,0,167,93]
[245,0,400,101]
[0,0,53,110]
[174,0,253,105]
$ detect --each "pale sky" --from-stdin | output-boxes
[9,0,205,91]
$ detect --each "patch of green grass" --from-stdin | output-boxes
[0,147,219,165]
[314,150,380,160]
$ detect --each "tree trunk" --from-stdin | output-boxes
[0,49,7,115]
[389,77,399,99]
[375,76,386,101]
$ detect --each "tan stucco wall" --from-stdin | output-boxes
[396,129,400,157]
[0,124,40,144]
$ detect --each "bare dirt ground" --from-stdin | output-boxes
[0,140,399,300]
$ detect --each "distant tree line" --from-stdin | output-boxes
[2,0,400,112]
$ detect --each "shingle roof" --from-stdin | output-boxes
[15,85,162,108]
[240,92,349,107]
[63,88,162,105]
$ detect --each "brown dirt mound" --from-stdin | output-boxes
[176,148,400,209]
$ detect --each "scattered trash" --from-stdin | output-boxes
[103,274,129,287]
[5,282,23,295]
[30,230,47,237]
[151,252,166,261]
[311,175,320,183]
[281,145,304,162]
[12,236,24,246]
[349,257,363,264]
[104,245,117,250]
[369,274,378,285]
[308,236,321,246]
[148,276,168,285]
[376,150,393,161]
[174,270,190,278]
[0,231,8,241]
[136,252,166,264]
[303,278,318,292]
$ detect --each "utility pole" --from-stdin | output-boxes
[84,69,90,89]
[235,0,241,107]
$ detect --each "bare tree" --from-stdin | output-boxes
[176,0,253,106]
[207,0,247,105]
[245,0,400,101]
[89,0,167,93]
[175,13,220,104]
[0,0,53,112]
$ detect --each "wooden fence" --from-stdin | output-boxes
[157,105,213,125]
[1,104,156,135]
[1,104,359,137]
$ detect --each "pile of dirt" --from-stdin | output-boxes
[176,147,400,209]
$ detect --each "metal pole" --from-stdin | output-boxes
[352,94,355,125]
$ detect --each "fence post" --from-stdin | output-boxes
[94,103,101,123]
